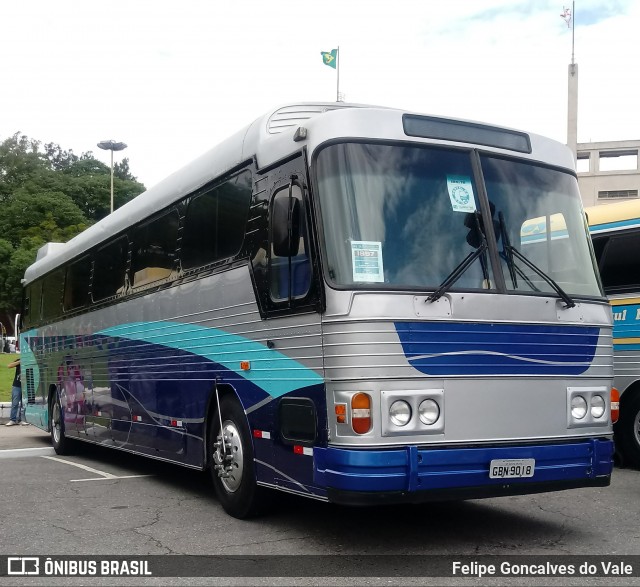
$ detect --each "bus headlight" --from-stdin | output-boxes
[567,387,610,428]
[389,400,411,427]
[570,395,588,420]
[418,399,440,425]
[590,394,606,419]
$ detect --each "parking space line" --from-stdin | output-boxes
[0,447,55,459]
[42,455,153,482]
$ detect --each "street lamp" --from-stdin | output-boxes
[97,140,127,214]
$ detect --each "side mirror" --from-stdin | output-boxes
[272,196,301,257]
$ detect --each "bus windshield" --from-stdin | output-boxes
[315,142,602,298]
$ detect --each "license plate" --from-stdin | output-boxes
[489,458,535,479]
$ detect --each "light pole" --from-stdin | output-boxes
[97,140,127,214]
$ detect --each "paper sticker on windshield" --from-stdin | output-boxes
[351,241,384,283]
[447,175,476,213]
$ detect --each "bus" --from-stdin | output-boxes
[20,103,615,518]
[587,199,640,466]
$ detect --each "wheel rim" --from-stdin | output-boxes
[216,420,244,493]
[52,402,61,444]
[634,410,640,448]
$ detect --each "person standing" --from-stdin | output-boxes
[5,357,27,426]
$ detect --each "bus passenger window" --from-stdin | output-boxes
[598,232,640,294]
[41,269,64,321]
[26,281,43,326]
[64,256,91,311]
[131,210,179,287]
[92,237,129,301]
[269,185,310,302]
[181,171,252,270]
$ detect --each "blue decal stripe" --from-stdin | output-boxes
[394,322,599,376]
[98,321,323,399]
[590,218,640,234]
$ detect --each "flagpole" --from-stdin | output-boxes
[336,46,340,101]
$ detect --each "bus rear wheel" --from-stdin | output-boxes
[50,393,70,455]
[209,395,270,518]
[616,392,640,468]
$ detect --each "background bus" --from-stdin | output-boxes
[587,199,640,466]
[20,103,614,518]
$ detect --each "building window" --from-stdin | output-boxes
[597,190,638,200]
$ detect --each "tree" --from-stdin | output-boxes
[0,133,146,330]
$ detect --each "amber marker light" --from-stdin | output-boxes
[611,387,620,424]
[351,392,372,434]
[240,361,251,371]
[335,403,347,424]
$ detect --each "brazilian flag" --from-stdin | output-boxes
[321,49,338,69]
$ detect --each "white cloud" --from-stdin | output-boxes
[1,0,637,189]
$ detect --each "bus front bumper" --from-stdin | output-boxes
[313,438,613,505]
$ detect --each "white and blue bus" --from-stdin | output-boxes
[587,199,640,466]
[20,103,615,518]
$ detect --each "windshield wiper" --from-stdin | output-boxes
[496,211,575,308]
[497,212,539,292]
[428,212,489,303]
[504,244,576,308]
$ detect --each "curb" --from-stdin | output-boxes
[0,402,11,419]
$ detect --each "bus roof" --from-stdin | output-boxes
[24,102,576,284]
[585,199,640,234]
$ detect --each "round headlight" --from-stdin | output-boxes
[571,395,588,420]
[591,394,606,419]
[389,400,411,427]
[418,399,440,425]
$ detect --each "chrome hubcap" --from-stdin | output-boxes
[52,403,61,444]
[213,420,244,493]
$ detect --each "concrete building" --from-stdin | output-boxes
[577,140,640,208]
[566,61,640,208]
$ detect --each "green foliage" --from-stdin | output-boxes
[0,133,146,320]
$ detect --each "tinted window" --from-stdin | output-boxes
[42,269,64,321]
[25,281,42,325]
[598,231,640,293]
[181,171,252,270]
[131,210,179,288]
[92,237,128,301]
[64,256,91,311]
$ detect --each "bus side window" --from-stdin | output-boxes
[41,269,64,322]
[598,231,640,294]
[181,171,252,270]
[269,184,311,302]
[92,237,129,301]
[131,210,179,288]
[64,256,91,311]
[25,281,42,327]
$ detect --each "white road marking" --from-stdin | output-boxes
[42,455,153,482]
[0,447,55,459]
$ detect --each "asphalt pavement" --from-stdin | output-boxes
[0,413,52,451]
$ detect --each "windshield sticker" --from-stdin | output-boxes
[447,175,476,213]
[351,241,384,283]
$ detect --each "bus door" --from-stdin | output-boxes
[262,163,324,494]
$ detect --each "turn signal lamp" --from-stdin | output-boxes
[335,403,347,424]
[351,392,372,434]
[611,387,620,424]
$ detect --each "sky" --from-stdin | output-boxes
[1,0,638,190]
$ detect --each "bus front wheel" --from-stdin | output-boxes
[50,393,69,455]
[617,392,640,468]
[209,395,270,518]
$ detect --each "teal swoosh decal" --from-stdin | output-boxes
[98,321,323,398]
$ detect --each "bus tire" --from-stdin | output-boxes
[209,395,271,518]
[50,393,70,455]
[616,392,640,469]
